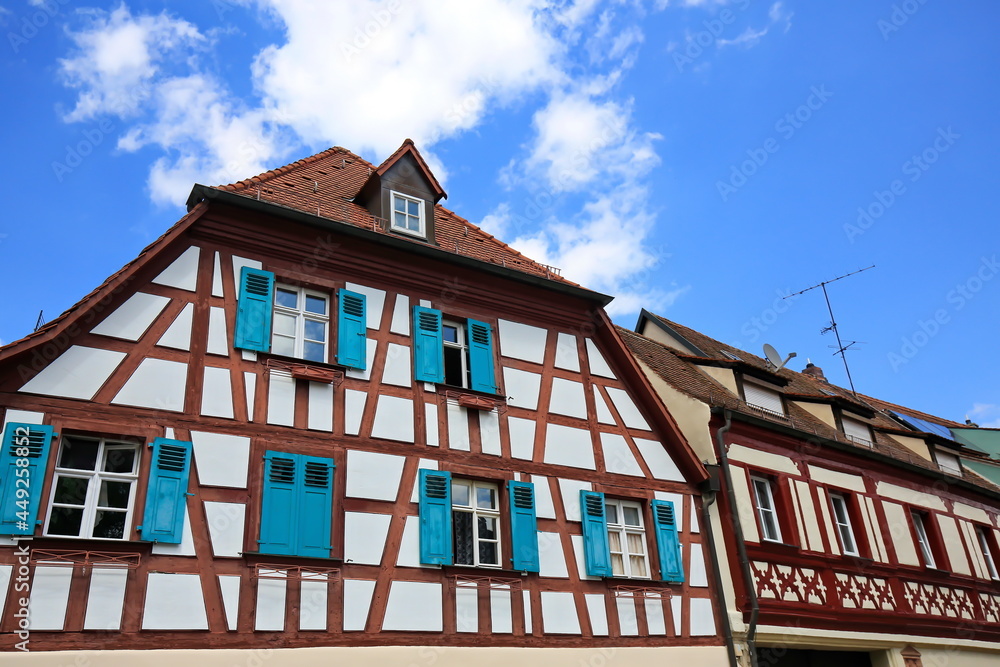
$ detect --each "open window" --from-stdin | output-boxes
[412,306,497,394]
[975,525,999,580]
[750,475,784,543]
[910,510,945,570]
[829,492,860,556]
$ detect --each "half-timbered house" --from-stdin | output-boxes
[0,142,727,665]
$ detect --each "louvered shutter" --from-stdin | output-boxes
[336,289,367,369]
[467,318,497,394]
[297,455,335,557]
[743,382,784,415]
[139,438,192,544]
[234,267,275,352]
[508,480,539,572]
[418,469,453,565]
[0,423,56,536]
[412,306,444,383]
[651,500,684,583]
[580,490,612,576]
[259,451,299,555]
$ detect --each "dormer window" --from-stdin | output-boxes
[842,415,873,447]
[390,191,425,237]
[743,381,785,418]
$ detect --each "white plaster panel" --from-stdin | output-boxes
[142,573,209,630]
[480,409,502,456]
[815,488,839,555]
[531,475,556,519]
[151,508,195,556]
[383,581,443,631]
[796,480,824,552]
[862,495,887,562]
[503,367,542,410]
[396,516,424,568]
[554,332,580,372]
[266,371,295,426]
[84,567,129,630]
[498,319,548,364]
[28,565,73,630]
[882,501,920,566]
[538,531,569,578]
[231,256,262,295]
[548,377,587,419]
[523,590,533,634]
[593,386,615,424]
[343,579,377,631]
[876,482,948,512]
[689,543,708,587]
[691,500,700,533]
[242,350,257,362]
[255,572,287,631]
[788,478,809,550]
[456,586,479,632]
[346,282,386,330]
[218,575,240,631]
[807,466,867,493]
[371,395,415,443]
[212,251,224,297]
[92,292,170,341]
[244,372,256,421]
[508,416,536,460]
[307,381,334,431]
[953,503,991,524]
[938,515,971,575]
[410,459,440,503]
[670,596,682,635]
[635,438,684,482]
[419,299,431,308]
[382,343,413,388]
[0,565,11,615]
[300,576,328,631]
[605,387,649,429]
[191,431,251,488]
[2,410,44,430]
[20,346,125,400]
[344,389,367,436]
[616,597,638,636]
[491,588,513,634]
[201,366,234,419]
[153,246,200,292]
[204,502,246,557]
[112,358,188,412]
[346,450,406,502]
[343,512,392,565]
[425,402,439,446]
[544,423,596,470]
[541,591,580,634]
[571,534,599,581]
[654,492,686,533]
[585,338,616,379]
[558,478,593,522]
[345,338,378,381]
[601,432,644,476]
[690,597,717,636]
[157,302,193,351]
[390,294,410,335]
[206,306,229,356]
[447,403,470,451]
[730,468,760,543]
[585,593,609,635]
[961,521,989,580]
[645,596,667,635]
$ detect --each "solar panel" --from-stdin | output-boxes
[891,411,954,441]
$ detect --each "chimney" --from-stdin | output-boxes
[802,362,826,381]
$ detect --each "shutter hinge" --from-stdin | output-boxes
[186,492,195,497]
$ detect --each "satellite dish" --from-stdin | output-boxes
[763,343,797,371]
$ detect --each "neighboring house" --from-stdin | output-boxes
[622,310,1000,667]
[0,142,727,665]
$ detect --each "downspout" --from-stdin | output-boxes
[715,408,759,667]
[700,474,739,667]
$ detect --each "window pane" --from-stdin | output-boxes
[761,511,780,541]
[442,325,459,344]
[394,196,406,212]
[605,503,618,525]
[452,482,470,507]
[408,199,420,216]
[607,530,622,553]
[623,506,641,527]
[271,335,295,357]
[275,289,297,309]
[453,511,474,565]
[305,295,326,315]
[53,476,88,505]
[832,497,848,524]
[611,553,625,576]
[93,510,127,539]
[478,516,497,541]
[476,486,496,509]
[98,481,131,509]
[303,341,326,363]
[273,312,296,336]
[58,438,99,470]
[304,319,326,342]
[630,555,648,578]
[479,540,498,566]
[443,346,465,387]
[626,532,645,556]
[103,448,136,474]
[48,507,84,536]
[394,211,408,228]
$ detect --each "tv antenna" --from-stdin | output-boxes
[784,265,874,395]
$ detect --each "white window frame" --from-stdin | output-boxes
[442,319,470,388]
[976,526,999,580]
[389,190,426,238]
[751,476,783,543]
[605,498,651,579]
[829,493,859,556]
[271,284,330,362]
[911,511,937,568]
[451,479,501,568]
[842,415,873,447]
[43,437,140,541]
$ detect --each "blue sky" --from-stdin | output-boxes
[2,0,998,426]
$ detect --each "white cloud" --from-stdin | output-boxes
[717,25,769,48]
[969,404,1000,429]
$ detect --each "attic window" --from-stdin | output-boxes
[721,350,742,361]
[842,415,873,447]
[743,382,785,418]
[819,388,838,397]
[935,450,962,475]
[390,191,425,238]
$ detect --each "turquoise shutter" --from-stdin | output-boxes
[580,490,612,577]
[336,289,367,369]
[297,455,334,558]
[139,438,193,544]
[508,481,539,572]
[652,500,684,583]
[0,423,55,536]
[235,267,275,352]
[418,469,453,565]
[259,451,299,555]
[413,306,444,383]
[466,319,497,394]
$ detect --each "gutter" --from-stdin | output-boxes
[699,465,739,667]
[715,408,758,667]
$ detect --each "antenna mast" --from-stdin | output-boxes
[784,265,874,395]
